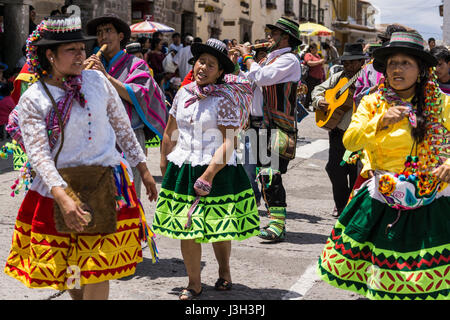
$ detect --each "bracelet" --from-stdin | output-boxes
[243,54,254,63]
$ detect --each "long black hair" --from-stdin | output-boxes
[383,54,429,144]
[410,57,429,144]
[36,44,60,76]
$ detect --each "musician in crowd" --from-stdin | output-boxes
[84,14,168,197]
[311,43,366,217]
[236,17,302,242]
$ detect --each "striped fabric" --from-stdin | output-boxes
[108,52,168,138]
[388,32,426,48]
[261,53,300,132]
[184,74,253,130]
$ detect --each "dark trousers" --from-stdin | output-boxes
[257,125,290,208]
[305,76,323,108]
[325,128,357,212]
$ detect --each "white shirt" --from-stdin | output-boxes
[17,70,146,198]
[167,85,241,167]
[169,43,183,53]
[244,47,301,116]
[173,45,193,80]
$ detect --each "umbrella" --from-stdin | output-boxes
[299,22,334,37]
[130,20,175,34]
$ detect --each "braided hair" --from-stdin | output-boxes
[410,57,430,143]
[383,56,430,143]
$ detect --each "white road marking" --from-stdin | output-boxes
[296,139,328,159]
[282,263,320,300]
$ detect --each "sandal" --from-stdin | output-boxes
[179,287,203,300]
[258,227,286,242]
[215,278,232,291]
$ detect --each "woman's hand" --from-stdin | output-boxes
[380,105,410,127]
[432,164,450,183]
[52,187,90,233]
[137,162,158,202]
[193,176,212,196]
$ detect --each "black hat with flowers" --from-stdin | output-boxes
[191,38,235,74]
[31,15,96,46]
[26,15,96,77]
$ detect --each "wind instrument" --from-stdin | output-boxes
[85,44,108,69]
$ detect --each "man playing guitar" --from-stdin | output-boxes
[311,43,366,217]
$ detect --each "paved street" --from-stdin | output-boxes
[0,113,365,300]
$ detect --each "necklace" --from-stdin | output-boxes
[378,67,449,198]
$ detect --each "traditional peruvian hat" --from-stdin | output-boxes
[32,15,96,46]
[373,31,437,73]
[191,38,235,74]
[86,14,131,48]
[266,17,302,47]
[340,43,367,61]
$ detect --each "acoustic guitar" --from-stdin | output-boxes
[315,69,363,130]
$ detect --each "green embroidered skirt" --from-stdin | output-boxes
[318,185,450,300]
[152,162,260,243]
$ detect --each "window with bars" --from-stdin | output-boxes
[318,8,325,24]
[285,0,294,14]
[299,1,308,19]
[266,0,277,9]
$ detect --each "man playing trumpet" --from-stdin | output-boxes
[84,14,168,197]
[235,17,302,242]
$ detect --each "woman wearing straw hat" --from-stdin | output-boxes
[153,38,259,300]
[317,31,450,300]
[3,15,158,300]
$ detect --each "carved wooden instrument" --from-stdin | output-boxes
[85,44,108,69]
[315,69,363,130]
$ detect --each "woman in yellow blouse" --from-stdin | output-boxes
[317,31,450,300]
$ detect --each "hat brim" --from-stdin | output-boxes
[266,24,302,46]
[372,45,437,73]
[340,54,367,61]
[33,35,97,47]
[86,16,131,47]
[191,43,235,74]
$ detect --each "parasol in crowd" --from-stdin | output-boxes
[299,22,334,37]
[129,20,175,35]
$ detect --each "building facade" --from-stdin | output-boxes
[331,0,378,51]
[198,0,335,45]
[131,0,196,38]
[440,0,450,45]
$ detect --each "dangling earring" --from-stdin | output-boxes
[417,76,421,84]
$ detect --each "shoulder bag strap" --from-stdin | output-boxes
[40,79,65,167]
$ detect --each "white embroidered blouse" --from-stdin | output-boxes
[167,85,241,167]
[17,70,146,198]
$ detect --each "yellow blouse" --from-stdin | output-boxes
[343,92,450,176]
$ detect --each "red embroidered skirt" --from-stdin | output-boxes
[4,189,143,290]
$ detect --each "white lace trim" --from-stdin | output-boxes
[167,87,242,168]
[17,70,146,197]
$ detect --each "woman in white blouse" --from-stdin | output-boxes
[153,38,260,300]
[4,16,157,300]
